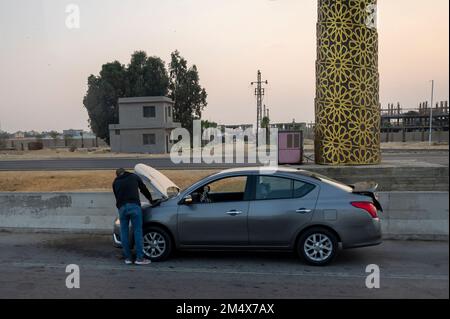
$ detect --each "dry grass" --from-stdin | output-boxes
[0,148,170,160]
[0,170,219,192]
[1,140,447,161]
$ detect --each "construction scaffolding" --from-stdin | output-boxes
[381,101,449,142]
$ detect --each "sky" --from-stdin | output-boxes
[0,0,448,133]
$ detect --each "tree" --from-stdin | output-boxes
[83,51,170,144]
[261,116,271,146]
[201,120,218,130]
[0,131,9,150]
[48,131,60,148]
[126,51,169,97]
[261,116,270,129]
[169,50,207,135]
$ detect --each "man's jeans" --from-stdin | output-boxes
[118,203,144,260]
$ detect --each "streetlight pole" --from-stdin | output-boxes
[428,80,435,145]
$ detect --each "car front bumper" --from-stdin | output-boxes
[113,232,122,248]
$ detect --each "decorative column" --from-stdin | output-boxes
[315,0,381,165]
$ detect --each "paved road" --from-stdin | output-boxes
[0,232,447,298]
[0,150,448,171]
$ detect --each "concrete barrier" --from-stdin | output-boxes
[0,192,116,233]
[378,192,449,240]
[0,192,448,240]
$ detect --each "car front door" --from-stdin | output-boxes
[248,175,319,246]
[178,175,250,246]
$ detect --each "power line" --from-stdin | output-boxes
[251,70,268,147]
[429,80,435,145]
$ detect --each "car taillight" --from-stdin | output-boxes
[351,202,378,218]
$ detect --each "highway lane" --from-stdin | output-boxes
[0,151,448,171]
[0,233,447,298]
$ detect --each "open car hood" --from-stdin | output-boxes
[134,164,180,199]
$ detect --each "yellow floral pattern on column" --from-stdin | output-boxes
[315,0,380,165]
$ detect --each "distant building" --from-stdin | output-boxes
[13,131,25,139]
[109,96,181,153]
[63,129,84,137]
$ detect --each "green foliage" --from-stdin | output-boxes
[0,131,9,139]
[169,50,207,135]
[83,51,170,144]
[83,50,207,144]
[201,120,218,130]
[0,131,9,149]
[48,131,60,139]
[261,116,270,129]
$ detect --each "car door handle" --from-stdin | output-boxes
[296,208,312,214]
[226,210,243,216]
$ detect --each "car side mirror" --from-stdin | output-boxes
[183,195,193,205]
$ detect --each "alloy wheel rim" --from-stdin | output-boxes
[143,232,166,258]
[304,233,333,262]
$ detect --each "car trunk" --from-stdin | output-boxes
[350,182,383,212]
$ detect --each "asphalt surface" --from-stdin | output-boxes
[0,150,448,171]
[0,232,447,299]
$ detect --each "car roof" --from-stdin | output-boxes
[212,166,352,192]
[217,166,315,177]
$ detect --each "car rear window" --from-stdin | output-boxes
[311,173,353,192]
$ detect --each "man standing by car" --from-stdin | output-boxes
[113,168,152,265]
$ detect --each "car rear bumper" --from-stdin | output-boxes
[342,217,383,249]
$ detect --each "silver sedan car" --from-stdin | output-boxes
[113,164,382,266]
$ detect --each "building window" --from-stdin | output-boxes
[293,133,300,148]
[143,133,156,145]
[287,134,293,148]
[168,106,172,117]
[286,133,300,149]
[143,106,156,118]
[115,129,120,135]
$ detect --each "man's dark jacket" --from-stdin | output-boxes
[112,172,153,209]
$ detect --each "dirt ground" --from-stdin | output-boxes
[0,170,219,192]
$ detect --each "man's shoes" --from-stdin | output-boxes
[135,258,151,265]
[124,259,133,265]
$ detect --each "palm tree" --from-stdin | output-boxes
[260,116,271,147]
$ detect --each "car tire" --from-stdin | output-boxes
[142,226,173,262]
[297,227,338,266]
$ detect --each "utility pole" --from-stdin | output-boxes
[429,80,435,145]
[251,70,268,147]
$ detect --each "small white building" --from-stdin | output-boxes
[109,96,181,153]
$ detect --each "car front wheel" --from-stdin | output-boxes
[297,227,338,266]
[142,227,172,261]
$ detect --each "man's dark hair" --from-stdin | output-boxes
[116,168,126,177]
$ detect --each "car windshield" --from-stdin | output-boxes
[166,187,180,198]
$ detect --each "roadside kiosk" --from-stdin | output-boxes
[278,131,303,165]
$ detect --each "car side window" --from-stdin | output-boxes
[255,176,293,200]
[293,180,315,198]
[255,176,315,200]
[191,176,248,204]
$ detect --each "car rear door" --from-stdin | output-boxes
[177,175,251,246]
[248,175,319,246]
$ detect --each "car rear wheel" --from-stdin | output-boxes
[142,227,172,262]
[297,227,338,266]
